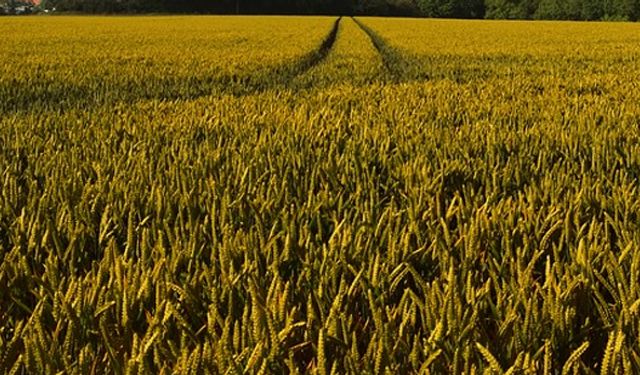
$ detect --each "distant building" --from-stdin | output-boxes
[15,5,33,14]
[0,1,36,14]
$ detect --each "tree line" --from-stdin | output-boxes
[7,0,640,20]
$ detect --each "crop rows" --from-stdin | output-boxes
[0,16,335,113]
[2,15,640,374]
[292,18,385,89]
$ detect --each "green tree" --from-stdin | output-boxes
[485,0,536,18]
[418,0,484,18]
[611,0,640,20]
[534,0,565,19]
[355,0,389,14]
[580,0,604,19]
[563,0,582,19]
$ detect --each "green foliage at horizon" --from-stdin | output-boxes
[25,0,640,20]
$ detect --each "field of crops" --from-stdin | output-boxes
[2,15,640,374]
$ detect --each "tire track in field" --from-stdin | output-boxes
[291,17,342,78]
[351,17,417,82]
[0,18,342,114]
[219,16,343,95]
[175,17,343,95]
[289,17,387,90]
[238,16,342,94]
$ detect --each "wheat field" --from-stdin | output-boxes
[2,16,640,374]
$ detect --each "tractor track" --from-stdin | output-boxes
[1,17,343,114]
[293,16,342,78]
[351,16,416,82]
[221,16,343,95]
